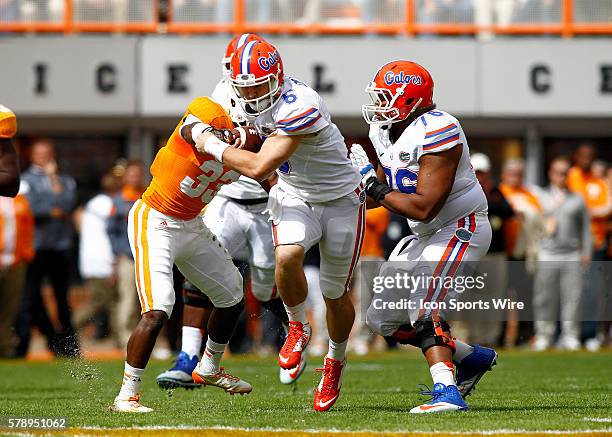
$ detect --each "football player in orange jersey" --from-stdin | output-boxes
[112,97,252,413]
[0,104,21,197]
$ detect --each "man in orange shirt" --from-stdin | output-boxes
[112,97,251,413]
[0,192,34,357]
[0,104,20,197]
[567,144,611,350]
[498,158,544,347]
[568,144,611,253]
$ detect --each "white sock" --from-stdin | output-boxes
[200,338,226,375]
[118,362,144,399]
[284,301,309,324]
[430,361,456,387]
[327,339,348,361]
[453,340,474,364]
[182,326,203,358]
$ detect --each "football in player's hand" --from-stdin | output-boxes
[231,125,263,153]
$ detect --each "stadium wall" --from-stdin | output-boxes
[1,36,611,185]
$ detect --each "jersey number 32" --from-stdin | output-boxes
[180,160,240,204]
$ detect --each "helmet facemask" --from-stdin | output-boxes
[362,85,401,126]
[230,69,283,116]
[222,54,233,78]
[362,82,423,128]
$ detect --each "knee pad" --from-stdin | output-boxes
[250,267,275,302]
[384,323,420,348]
[414,318,456,353]
[182,284,213,309]
[365,306,401,338]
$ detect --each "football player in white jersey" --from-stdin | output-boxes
[156,34,306,389]
[194,39,363,412]
[351,60,498,413]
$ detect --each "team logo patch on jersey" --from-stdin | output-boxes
[455,228,473,242]
[399,151,411,162]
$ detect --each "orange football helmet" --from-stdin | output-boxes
[362,60,434,126]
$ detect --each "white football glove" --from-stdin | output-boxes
[349,143,377,184]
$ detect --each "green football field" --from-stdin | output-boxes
[0,349,611,436]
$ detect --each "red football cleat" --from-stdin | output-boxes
[278,321,311,370]
[313,356,346,412]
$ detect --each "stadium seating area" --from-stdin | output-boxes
[0,0,611,35]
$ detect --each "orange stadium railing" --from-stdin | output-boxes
[0,0,610,35]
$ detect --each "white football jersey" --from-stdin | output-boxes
[378,109,488,236]
[211,79,268,200]
[248,76,361,203]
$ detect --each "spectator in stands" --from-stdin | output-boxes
[456,153,514,346]
[107,159,146,349]
[417,0,474,25]
[173,0,215,22]
[16,138,79,357]
[573,0,612,23]
[499,157,544,347]
[568,144,611,351]
[0,190,34,357]
[74,173,121,337]
[591,159,608,180]
[532,157,591,351]
[511,0,561,24]
[74,0,113,22]
[216,0,271,23]
[351,206,389,355]
[0,0,20,23]
[358,0,403,25]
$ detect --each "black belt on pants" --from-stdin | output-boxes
[229,197,268,206]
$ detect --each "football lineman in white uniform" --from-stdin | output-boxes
[352,60,498,413]
[194,39,363,412]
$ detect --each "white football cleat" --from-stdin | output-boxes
[111,395,153,413]
[192,364,252,395]
[279,354,307,385]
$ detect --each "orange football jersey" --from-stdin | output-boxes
[142,97,240,220]
[0,104,17,139]
[568,166,610,250]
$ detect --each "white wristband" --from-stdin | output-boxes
[191,122,211,144]
[204,135,230,162]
